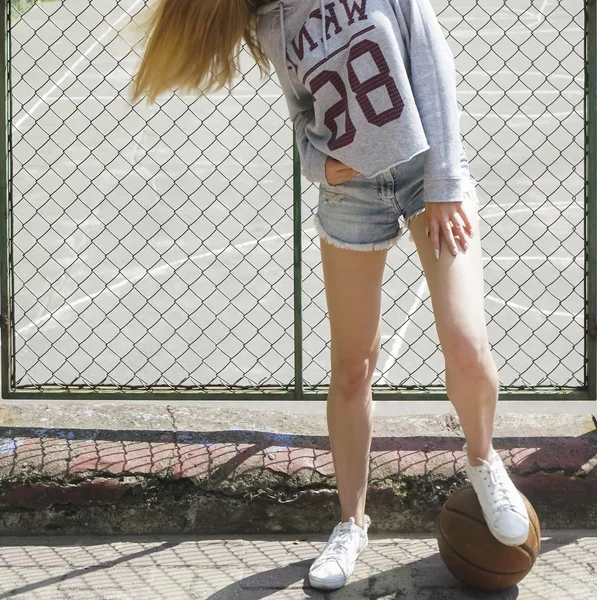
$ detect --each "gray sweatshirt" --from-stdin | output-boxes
[256,0,466,203]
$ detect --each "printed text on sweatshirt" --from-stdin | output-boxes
[256,0,467,203]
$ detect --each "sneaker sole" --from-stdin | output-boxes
[481,508,529,546]
[308,539,368,590]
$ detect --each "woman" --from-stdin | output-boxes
[131,0,530,591]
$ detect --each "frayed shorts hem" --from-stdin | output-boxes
[313,214,407,252]
[314,177,480,251]
[404,206,427,244]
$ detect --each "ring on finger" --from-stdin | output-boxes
[455,224,468,249]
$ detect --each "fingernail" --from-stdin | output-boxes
[435,249,440,260]
[453,247,458,255]
[463,242,468,250]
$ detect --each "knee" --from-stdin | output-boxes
[330,354,378,399]
[444,335,492,379]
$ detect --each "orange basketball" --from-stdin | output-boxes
[436,482,541,591]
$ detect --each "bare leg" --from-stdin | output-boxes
[320,238,388,527]
[407,191,499,466]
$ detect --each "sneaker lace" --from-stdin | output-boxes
[319,526,357,565]
[477,455,517,521]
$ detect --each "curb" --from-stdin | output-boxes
[0,404,596,534]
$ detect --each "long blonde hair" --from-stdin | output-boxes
[131,0,272,104]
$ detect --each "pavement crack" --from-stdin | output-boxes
[166,405,177,434]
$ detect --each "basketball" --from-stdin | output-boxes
[436,482,541,591]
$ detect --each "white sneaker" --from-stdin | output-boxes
[308,515,371,590]
[463,442,530,546]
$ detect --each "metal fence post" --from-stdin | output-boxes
[293,126,303,399]
[0,0,12,398]
[586,0,597,400]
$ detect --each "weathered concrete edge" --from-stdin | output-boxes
[0,405,596,534]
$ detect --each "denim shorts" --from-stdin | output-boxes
[313,146,479,251]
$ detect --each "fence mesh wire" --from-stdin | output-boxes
[5,0,588,396]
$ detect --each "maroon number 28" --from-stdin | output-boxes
[309,39,404,150]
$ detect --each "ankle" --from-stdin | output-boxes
[341,514,366,529]
[467,444,494,466]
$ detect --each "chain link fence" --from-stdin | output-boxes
[1,0,595,400]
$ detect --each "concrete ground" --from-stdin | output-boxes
[0,529,595,599]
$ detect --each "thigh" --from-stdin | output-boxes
[320,238,387,368]
[407,185,488,360]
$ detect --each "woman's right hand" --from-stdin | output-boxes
[325,157,360,185]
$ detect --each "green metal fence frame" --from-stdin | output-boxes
[0,0,595,401]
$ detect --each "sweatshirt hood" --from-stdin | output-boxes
[257,0,329,100]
